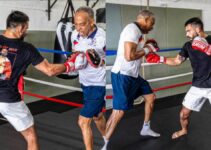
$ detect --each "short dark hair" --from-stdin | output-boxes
[76,6,94,18]
[184,17,204,30]
[6,10,29,28]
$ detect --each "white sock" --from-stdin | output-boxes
[140,121,160,137]
[103,136,109,143]
[101,136,109,150]
[143,121,150,128]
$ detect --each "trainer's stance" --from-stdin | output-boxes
[70,7,106,150]
[145,17,211,139]
[0,11,74,150]
[102,10,160,150]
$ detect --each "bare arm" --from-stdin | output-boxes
[34,59,66,76]
[165,54,186,66]
[124,41,146,61]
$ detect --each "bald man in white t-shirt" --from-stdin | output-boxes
[102,10,160,150]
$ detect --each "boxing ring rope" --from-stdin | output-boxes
[37,47,182,56]
[19,47,191,111]
[24,91,83,108]
[24,72,192,100]
[106,72,192,89]
[106,61,180,70]
[24,77,82,92]
[23,91,106,112]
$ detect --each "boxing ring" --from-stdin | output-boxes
[1,47,211,150]
[19,47,193,110]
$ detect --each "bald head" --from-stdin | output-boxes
[137,10,154,20]
[136,10,155,34]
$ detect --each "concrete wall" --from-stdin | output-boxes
[106,4,202,50]
[106,0,211,31]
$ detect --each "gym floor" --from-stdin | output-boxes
[1,93,211,150]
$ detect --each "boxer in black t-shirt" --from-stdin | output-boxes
[0,11,68,150]
[146,17,211,139]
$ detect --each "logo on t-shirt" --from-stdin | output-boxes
[73,40,79,46]
[0,45,17,80]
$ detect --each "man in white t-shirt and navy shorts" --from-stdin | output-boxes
[102,10,160,150]
[71,7,106,150]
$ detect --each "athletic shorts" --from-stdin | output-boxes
[80,85,105,118]
[111,72,153,110]
[182,86,211,111]
[0,101,34,131]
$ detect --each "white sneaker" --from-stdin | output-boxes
[140,128,160,137]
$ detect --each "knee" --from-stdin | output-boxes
[112,110,124,119]
[78,118,90,129]
[180,109,190,119]
[145,94,156,103]
[93,113,104,122]
[23,128,37,143]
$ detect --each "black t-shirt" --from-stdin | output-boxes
[179,35,211,88]
[0,35,44,102]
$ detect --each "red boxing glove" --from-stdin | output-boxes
[192,36,211,56]
[145,52,166,63]
[64,52,87,73]
[143,39,160,55]
[64,52,79,72]
[145,39,160,51]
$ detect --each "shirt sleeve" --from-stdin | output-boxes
[123,25,140,44]
[179,42,189,58]
[94,31,106,59]
[28,44,44,66]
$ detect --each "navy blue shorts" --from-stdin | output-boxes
[111,72,153,110]
[80,85,105,118]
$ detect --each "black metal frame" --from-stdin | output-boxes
[46,0,58,21]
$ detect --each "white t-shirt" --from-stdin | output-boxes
[71,27,106,86]
[111,23,145,78]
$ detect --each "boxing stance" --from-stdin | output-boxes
[0,10,79,150]
[145,17,211,139]
[102,10,160,150]
[68,7,106,150]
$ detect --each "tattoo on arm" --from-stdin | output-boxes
[178,55,186,62]
[176,55,186,64]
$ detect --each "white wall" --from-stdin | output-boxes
[0,0,105,31]
[107,0,211,31]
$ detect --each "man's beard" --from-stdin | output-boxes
[19,33,27,41]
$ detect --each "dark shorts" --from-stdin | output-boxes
[80,85,105,118]
[111,72,153,110]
